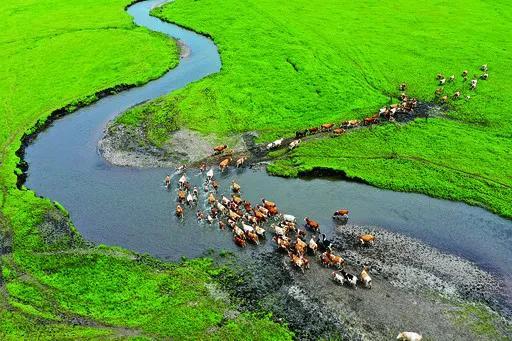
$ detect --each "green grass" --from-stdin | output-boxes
[0,0,292,338]
[116,0,512,218]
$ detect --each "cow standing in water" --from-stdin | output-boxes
[164,175,171,190]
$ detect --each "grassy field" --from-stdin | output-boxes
[0,0,292,338]
[114,0,512,218]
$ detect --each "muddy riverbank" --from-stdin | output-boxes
[98,101,444,169]
[214,225,511,340]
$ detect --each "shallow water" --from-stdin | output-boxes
[24,0,512,303]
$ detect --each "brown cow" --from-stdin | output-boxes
[219,158,231,171]
[358,234,376,246]
[321,123,334,131]
[176,205,184,218]
[308,127,319,134]
[333,128,345,136]
[363,117,379,126]
[304,217,320,232]
[234,235,246,247]
[213,144,227,154]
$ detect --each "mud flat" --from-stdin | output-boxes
[99,125,249,168]
[214,225,511,340]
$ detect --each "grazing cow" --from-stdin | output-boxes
[340,269,358,289]
[333,128,345,136]
[436,73,444,80]
[214,144,227,154]
[399,83,407,91]
[440,95,448,103]
[453,91,461,99]
[359,266,372,289]
[308,237,318,254]
[175,205,184,218]
[321,123,334,131]
[304,217,320,232]
[234,235,246,247]
[396,331,422,341]
[231,181,241,193]
[289,139,301,150]
[480,64,488,71]
[236,156,247,168]
[219,158,231,171]
[332,271,346,285]
[448,75,455,82]
[434,87,444,96]
[470,79,478,90]
[462,70,468,77]
[295,129,308,138]
[480,73,488,80]
[358,234,376,246]
[206,168,214,181]
[439,78,446,85]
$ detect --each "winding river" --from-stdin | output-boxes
[24,0,512,303]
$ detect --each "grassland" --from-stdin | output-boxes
[115,0,512,218]
[0,0,292,338]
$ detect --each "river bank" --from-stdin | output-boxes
[214,224,511,340]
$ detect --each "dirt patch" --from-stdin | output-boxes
[214,225,511,340]
[99,124,249,168]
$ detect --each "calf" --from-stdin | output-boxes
[331,271,345,285]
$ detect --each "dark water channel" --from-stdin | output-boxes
[23,0,512,303]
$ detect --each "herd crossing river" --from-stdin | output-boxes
[22,0,512,308]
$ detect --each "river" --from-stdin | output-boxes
[23,0,512,305]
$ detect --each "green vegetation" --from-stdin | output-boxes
[117,0,512,217]
[0,0,292,338]
[449,302,512,340]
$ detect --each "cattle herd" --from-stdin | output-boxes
[166,165,380,291]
